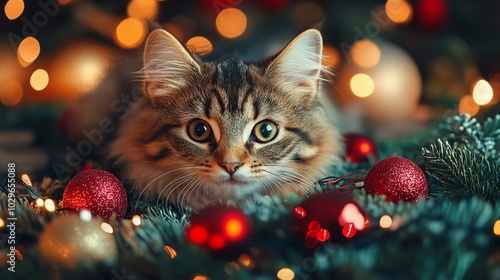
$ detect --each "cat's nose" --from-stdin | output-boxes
[220,162,242,176]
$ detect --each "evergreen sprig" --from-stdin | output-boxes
[422,139,500,200]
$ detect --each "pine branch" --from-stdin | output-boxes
[421,139,500,200]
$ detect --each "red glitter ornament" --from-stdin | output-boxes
[186,206,251,253]
[63,169,128,221]
[364,157,428,203]
[292,192,367,248]
[343,133,378,163]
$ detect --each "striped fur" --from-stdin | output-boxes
[109,29,343,211]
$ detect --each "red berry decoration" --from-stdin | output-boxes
[292,192,367,248]
[186,206,251,253]
[343,132,378,163]
[63,169,128,221]
[364,157,428,203]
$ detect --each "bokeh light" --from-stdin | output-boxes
[35,198,45,207]
[192,275,209,280]
[350,73,375,97]
[292,1,324,29]
[30,69,49,91]
[277,267,295,280]
[238,254,253,268]
[0,218,4,228]
[351,39,381,68]
[164,245,177,259]
[17,37,40,66]
[472,79,493,105]
[0,80,23,106]
[458,95,480,116]
[100,222,114,234]
[115,18,147,48]
[322,44,341,69]
[127,0,158,20]
[4,0,24,20]
[494,220,500,236]
[379,215,393,229]
[224,218,244,239]
[216,8,247,39]
[386,0,413,24]
[186,36,213,56]
[131,215,142,226]
[44,198,56,212]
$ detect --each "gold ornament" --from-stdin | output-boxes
[38,215,117,268]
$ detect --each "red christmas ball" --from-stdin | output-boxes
[63,169,128,221]
[186,206,251,252]
[364,157,428,203]
[343,132,378,163]
[292,192,367,248]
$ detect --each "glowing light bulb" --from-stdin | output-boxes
[35,198,44,207]
[224,218,244,239]
[164,245,177,259]
[472,79,493,105]
[101,222,113,234]
[186,36,213,56]
[351,39,381,68]
[44,199,56,212]
[350,73,375,98]
[115,18,146,49]
[216,8,247,39]
[494,220,500,236]
[131,215,142,226]
[21,174,32,186]
[30,69,49,91]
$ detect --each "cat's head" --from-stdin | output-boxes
[110,28,342,211]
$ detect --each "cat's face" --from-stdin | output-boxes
[110,29,342,210]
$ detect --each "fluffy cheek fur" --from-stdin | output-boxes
[110,100,341,211]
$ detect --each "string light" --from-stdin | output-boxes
[186,36,213,56]
[458,95,480,116]
[379,215,393,229]
[4,0,24,20]
[386,0,413,24]
[35,198,44,207]
[131,215,142,226]
[44,199,56,212]
[115,18,146,49]
[0,80,23,106]
[351,39,381,68]
[17,37,40,66]
[238,254,253,268]
[30,69,49,91]
[164,245,177,259]
[216,8,247,39]
[350,73,375,97]
[101,222,113,234]
[277,267,295,280]
[472,79,493,105]
[21,174,32,187]
[0,218,5,228]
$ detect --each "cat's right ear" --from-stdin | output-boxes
[142,29,201,97]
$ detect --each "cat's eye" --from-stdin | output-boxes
[252,120,279,143]
[188,119,213,143]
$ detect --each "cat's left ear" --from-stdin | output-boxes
[142,29,201,97]
[267,29,324,97]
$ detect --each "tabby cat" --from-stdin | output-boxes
[109,28,343,211]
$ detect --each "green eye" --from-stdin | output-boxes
[252,120,279,143]
[188,119,213,142]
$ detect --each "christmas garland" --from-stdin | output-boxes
[1,114,499,280]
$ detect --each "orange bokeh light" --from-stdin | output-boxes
[386,0,413,24]
[216,8,247,39]
[224,218,244,240]
[115,18,146,49]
